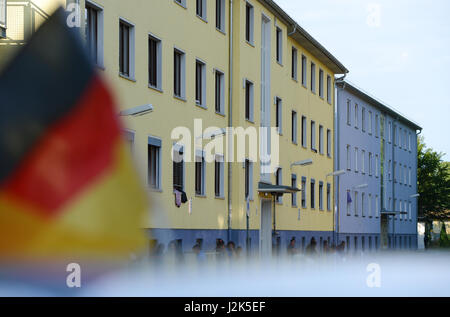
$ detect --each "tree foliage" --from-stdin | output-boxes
[417,136,450,221]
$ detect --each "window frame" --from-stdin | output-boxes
[245,2,254,45]
[310,62,316,93]
[119,18,135,80]
[148,33,162,90]
[215,0,226,32]
[276,26,283,64]
[291,47,298,80]
[215,69,225,114]
[148,136,162,190]
[244,79,254,122]
[195,59,207,107]
[173,47,186,99]
[86,1,104,68]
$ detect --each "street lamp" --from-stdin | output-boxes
[290,159,313,168]
[327,170,346,177]
[352,183,368,190]
[410,194,420,198]
[119,104,154,117]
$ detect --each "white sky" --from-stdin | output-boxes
[276,0,450,160]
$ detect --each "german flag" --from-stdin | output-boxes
[0,8,147,264]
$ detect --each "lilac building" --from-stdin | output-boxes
[335,81,421,251]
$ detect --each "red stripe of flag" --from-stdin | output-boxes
[2,76,121,217]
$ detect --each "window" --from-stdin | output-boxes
[311,121,316,151]
[148,34,162,89]
[148,137,162,189]
[292,111,297,144]
[215,70,225,114]
[245,159,253,200]
[388,121,392,143]
[319,125,324,154]
[0,0,5,38]
[399,200,403,220]
[394,161,397,182]
[319,69,324,98]
[354,104,359,128]
[245,80,254,121]
[346,145,351,170]
[369,152,373,176]
[174,49,186,98]
[291,174,297,207]
[362,107,366,132]
[310,179,315,209]
[394,124,398,145]
[310,62,316,93]
[368,194,372,217]
[347,100,351,125]
[245,2,254,44]
[408,133,412,151]
[275,97,282,134]
[361,192,365,217]
[354,191,358,216]
[327,75,332,104]
[195,152,206,196]
[291,47,298,80]
[319,182,323,210]
[368,111,373,134]
[196,0,206,20]
[361,150,365,174]
[301,116,307,147]
[86,3,103,67]
[375,195,379,217]
[327,129,331,157]
[404,165,407,185]
[346,190,351,215]
[326,183,331,211]
[276,27,282,64]
[276,168,283,203]
[215,155,224,197]
[301,55,307,87]
[195,59,206,106]
[174,0,186,7]
[409,201,412,220]
[375,154,379,177]
[301,177,307,208]
[119,20,135,78]
[388,160,392,180]
[375,114,379,137]
[173,145,184,191]
[216,0,225,31]
[354,147,358,172]
[409,167,412,186]
[399,128,402,149]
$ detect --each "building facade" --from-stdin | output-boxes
[335,81,421,251]
[0,0,349,255]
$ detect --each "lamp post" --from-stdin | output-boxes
[119,104,154,116]
[327,170,346,245]
[290,159,313,168]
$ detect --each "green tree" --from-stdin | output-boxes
[439,223,449,248]
[417,136,450,248]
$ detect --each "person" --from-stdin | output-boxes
[192,243,206,263]
[216,238,226,260]
[226,241,236,258]
[287,237,297,256]
[323,240,330,254]
[305,237,317,255]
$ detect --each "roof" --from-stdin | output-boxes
[337,80,422,131]
[258,0,349,74]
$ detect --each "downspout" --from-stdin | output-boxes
[392,117,398,248]
[227,0,233,242]
[415,128,422,248]
[334,76,347,245]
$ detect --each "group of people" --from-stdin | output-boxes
[287,237,346,256]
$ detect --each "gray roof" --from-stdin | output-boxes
[337,80,422,131]
[258,0,348,74]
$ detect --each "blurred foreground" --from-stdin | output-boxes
[1,250,449,297]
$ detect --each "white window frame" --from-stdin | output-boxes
[173,47,186,99]
[215,69,225,114]
[119,18,135,80]
[354,147,359,172]
[311,120,316,151]
[319,125,324,154]
[276,167,283,203]
[319,181,324,211]
[375,154,379,177]
[301,116,307,148]
[354,191,358,216]
[301,54,307,87]
[215,0,226,32]
[361,192,365,217]
[195,58,207,107]
[275,97,282,135]
[347,100,351,125]
[292,111,298,144]
[174,0,187,8]
[310,62,316,93]
[354,103,359,129]
[215,154,225,198]
[291,47,298,80]
[368,194,372,217]
[361,150,365,174]
[86,1,104,68]
[172,143,185,191]
[346,145,351,170]
[245,1,254,45]
[196,0,207,21]
[148,33,162,90]
[319,69,324,98]
[195,150,206,196]
[326,183,331,211]
[276,26,283,64]
[291,174,297,207]
[301,177,307,209]
[327,75,332,104]
[148,136,162,190]
[244,78,254,121]
[368,111,373,135]
[327,129,331,157]
[362,107,366,132]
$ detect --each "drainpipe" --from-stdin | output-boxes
[392,117,398,248]
[415,128,422,248]
[227,0,233,243]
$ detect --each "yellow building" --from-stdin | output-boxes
[0,0,348,255]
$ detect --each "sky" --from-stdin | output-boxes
[276,0,450,161]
